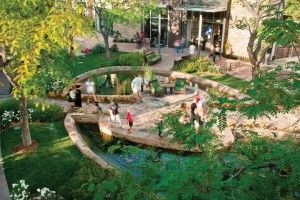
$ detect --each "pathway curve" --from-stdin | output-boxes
[0,136,10,200]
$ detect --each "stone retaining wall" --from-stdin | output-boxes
[64,114,114,169]
[70,113,200,153]
[63,66,247,100]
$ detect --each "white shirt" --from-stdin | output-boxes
[189,45,196,55]
[85,80,95,93]
[131,77,142,91]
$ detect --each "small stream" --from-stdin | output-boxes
[77,123,199,170]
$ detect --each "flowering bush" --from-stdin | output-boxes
[34,187,57,200]
[10,180,58,200]
[0,109,33,128]
[10,180,30,200]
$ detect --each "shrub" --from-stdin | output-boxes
[175,56,218,74]
[93,75,106,94]
[0,98,64,125]
[151,82,164,97]
[30,103,64,122]
[114,79,132,95]
[118,52,144,66]
[175,79,187,90]
[91,44,106,54]
[109,43,119,52]
[144,66,156,81]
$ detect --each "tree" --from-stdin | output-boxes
[93,0,157,58]
[259,16,300,61]
[234,0,284,78]
[285,0,300,21]
[0,0,92,147]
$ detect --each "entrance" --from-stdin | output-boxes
[145,9,169,48]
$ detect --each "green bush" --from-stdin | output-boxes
[114,79,132,95]
[144,66,156,81]
[0,98,64,123]
[118,52,144,66]
[175,56,218,74]
[93,75,106,94]
[175,79,187,90]
[109,44,119,53]
[151,82,164,97]
[30,103,64,122]
[91,44,106,54]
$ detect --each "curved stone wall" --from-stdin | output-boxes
[63,66,248,100]
[64,113,115,169]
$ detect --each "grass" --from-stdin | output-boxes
[0,122,84,195]
[63,51,124,78]
[201,74,249,91]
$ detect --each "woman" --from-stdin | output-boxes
[74,78,82,107]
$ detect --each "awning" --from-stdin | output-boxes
[175,0,228,13]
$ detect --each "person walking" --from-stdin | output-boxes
[109,101,121,124]
[209,44,216,63]
[174,37,181,55]
[215,43,221,60]
[180,37,186,54]
[126,108,134,133]
[131,75,142,102]
[74,78,82,107]
[85,78,97,104]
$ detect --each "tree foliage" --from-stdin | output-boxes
[78,62,300,200]
[93,0,157,57]
[0,0,92,146]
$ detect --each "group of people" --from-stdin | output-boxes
[68,78,97,108]
[67,78,135,133]
[180,93,206,130]
[107,101,134,133]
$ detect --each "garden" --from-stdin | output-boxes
[1,0,300,199]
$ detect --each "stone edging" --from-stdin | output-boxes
[64,113,115,169]
[70,114,200,153]
[63,66,248,100]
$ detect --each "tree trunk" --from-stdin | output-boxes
[251,64,260,78]
[70,35,75,57]
[291,43,300,62]
[103,34,111,58]
[19,96,32,146]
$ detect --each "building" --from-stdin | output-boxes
[89,0,298,59]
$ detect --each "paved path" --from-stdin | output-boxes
[0,136,10,200]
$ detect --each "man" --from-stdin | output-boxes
[131,75,142,102]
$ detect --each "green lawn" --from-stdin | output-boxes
[1,122,84,195]
[201,74,249,91]
[63,51,124,78]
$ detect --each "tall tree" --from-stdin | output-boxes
[234,0,283,78]
[0,0,92,147]
[93,0,157,58]
[285,0,300,21]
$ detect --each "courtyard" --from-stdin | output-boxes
[0,0,300,200]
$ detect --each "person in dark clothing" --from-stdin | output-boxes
[74,78,82,107]
[190,102,197,124]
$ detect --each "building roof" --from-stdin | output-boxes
[176,0,228,13]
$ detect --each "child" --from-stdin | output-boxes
[126,108,134,133]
